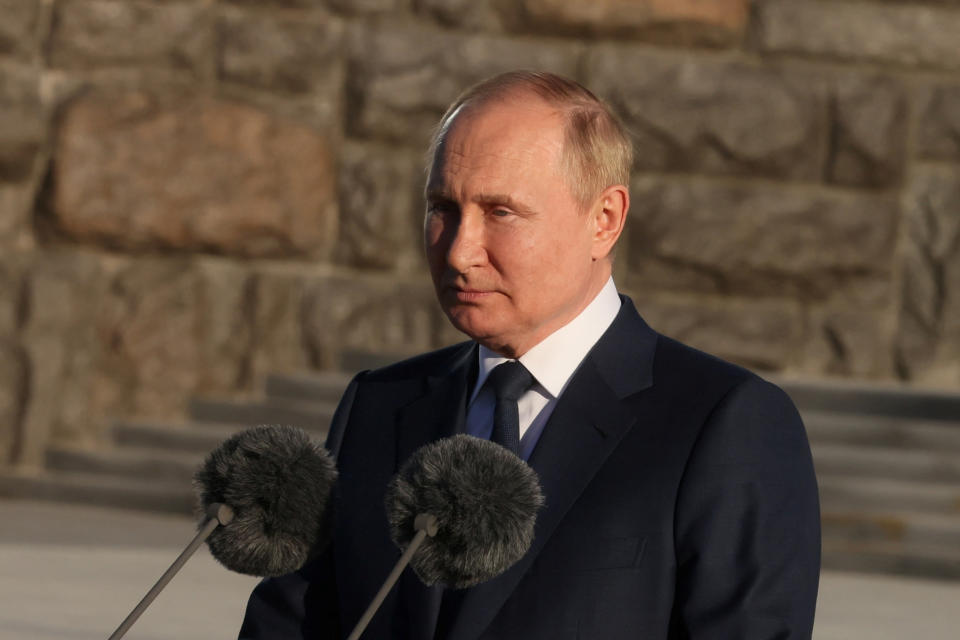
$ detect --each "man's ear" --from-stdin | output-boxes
[590,184,629,261]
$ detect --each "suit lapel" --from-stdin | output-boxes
[393,342,477,640]
[444,298,658,640]
[395,342,477,467]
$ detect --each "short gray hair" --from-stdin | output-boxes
[428,70,634,208]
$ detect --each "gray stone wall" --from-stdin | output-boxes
[1,0,959,467]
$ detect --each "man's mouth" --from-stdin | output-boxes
[446,286,494,303]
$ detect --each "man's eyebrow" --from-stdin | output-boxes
[425,191,534,215]
[473,193,535,214]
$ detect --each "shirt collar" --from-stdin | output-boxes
[470,277,621,402]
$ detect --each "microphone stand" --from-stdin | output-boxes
[107,503,235,640]
[346,513,439,640]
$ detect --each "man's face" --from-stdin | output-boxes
[424,97,608,357]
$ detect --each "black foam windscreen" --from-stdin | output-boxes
[194,424,337,577]
[386,434,544,588]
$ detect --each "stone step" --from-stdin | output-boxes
[776,376,960,421]
[812,443,960,484]
[821,508,960,580]
[822,509,960,549]
[46,445,202,484]
[0,469,194,515]
[819,476,960,516]
[804,411,960,451]
[188,396,336,432]
[821,538,960,581]
[264,371,352,404]
[113,421,250,455]
[113,420,331,457]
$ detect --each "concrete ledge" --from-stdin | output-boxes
[0,470,194,515]
[188,397,336,432]
[774,376,960,421]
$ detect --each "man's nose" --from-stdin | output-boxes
[446,211,486,273]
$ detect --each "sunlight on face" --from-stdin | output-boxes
[424,97,609,357]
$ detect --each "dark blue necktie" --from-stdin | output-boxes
[487,361,534,456]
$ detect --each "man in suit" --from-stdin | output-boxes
[239,71,820,639]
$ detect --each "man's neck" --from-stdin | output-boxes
[485,267,613,359]
[472,276,621,404]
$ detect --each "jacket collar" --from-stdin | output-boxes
[395,341,477,469]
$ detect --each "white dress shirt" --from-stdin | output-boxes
[464,277,622,460]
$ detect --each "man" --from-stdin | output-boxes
[240,71,820,639]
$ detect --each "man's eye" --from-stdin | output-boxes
[492,209,511,217]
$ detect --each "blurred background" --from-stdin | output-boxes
[0,0,959,637]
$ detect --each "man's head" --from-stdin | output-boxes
[424,71,632,358]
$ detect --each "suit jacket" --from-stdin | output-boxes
[239,296,820,640]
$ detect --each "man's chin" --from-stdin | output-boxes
[444,310,498,343]
[445,315,523,356]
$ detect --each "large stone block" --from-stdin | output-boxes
[17,251,108,464]
[0,63,43,182]
[586,47,826,181]
[247,268,312,380]
[347,23,581,141]
[217,8,344,94]
[827,74,907,188]
[39,255,256,440]
[337,141,424,270]
[0,0,41,59]
[895,166,960,385]
[50,90,338,258]
[519,0,749,45]
[917,84,960,164]
[628,292,803,371]
[302,274,445,369]
[91,260,200,424]
[800,279,896,379]
[625,177,900,298]
[757,0,960,71]
[48,0,213,73]
[194,259,255,393]
[92,257,255,422]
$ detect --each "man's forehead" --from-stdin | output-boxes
[445,93,563,141]
[428,99,565,178]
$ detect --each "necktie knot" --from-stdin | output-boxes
[488,361,534,402]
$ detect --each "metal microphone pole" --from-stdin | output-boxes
[107,503,235,640]
[345,513,439,640]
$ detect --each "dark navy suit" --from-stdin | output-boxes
[239,297,820,639]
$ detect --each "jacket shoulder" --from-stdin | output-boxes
[650,333,799,415]
[654,334,755,388]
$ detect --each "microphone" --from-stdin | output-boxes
[387,433,544,588]
[345,434,543,640]
[108,424,337,640]
[195,423,338,576]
